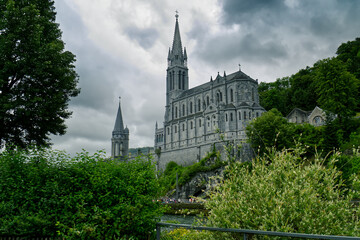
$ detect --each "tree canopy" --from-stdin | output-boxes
[0,0,80,148]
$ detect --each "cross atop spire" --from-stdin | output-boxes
[175,10,179,20]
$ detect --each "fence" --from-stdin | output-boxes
[156,222,360,240]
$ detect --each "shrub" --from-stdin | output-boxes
[0,147,162,239]
[199,146,360,238]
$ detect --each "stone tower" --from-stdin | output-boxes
[111,99,129,159]
[165,12,189,122]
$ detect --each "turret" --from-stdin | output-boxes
[111,98,129,159]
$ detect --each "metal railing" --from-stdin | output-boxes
[156,222,360,240]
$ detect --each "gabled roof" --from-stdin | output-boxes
[286,108,311,119]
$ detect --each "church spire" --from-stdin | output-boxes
[169,11,185,67]
[113,97,124,132]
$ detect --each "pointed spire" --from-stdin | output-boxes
[184,47,187,60]
[169,11,184,66]
[223,71,226,77]
[113,97,124,132]
[167,48,171,60]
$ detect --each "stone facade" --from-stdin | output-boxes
[154,14,265,170]
[111,100,129,159]
[286,106,326,127]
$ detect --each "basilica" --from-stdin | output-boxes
[154,13,265,170]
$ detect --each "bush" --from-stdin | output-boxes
[0,147,162,239]
[198,146,360,238]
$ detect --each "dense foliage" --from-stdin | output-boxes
[0,148,162,239]
[245,108,322,156]
[0,0,80,148]
[200,147,360,238]
[258,38,360,116]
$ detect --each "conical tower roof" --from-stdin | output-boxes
[113,99,124,132]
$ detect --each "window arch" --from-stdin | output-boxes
[178,71,182,89]
[175,107,178,118]
[230,112,233,121]
[230,88,234,102]
[182,72,185,90]
[169,72,173,90]
[198,99,201,111]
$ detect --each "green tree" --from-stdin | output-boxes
[288,67,318,112]
[246,108,293,155]
[314,58,359,125]
[0,0,80,148]
[258,77,291,115]
[202,147,360,238]
[0,148,162,239]
[336,37,360,80]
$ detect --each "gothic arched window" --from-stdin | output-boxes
[182,104,185,116]
[230,89,234,102]
[182,72,185,90]
[239,111,241,120]
[244,111,247,120]
[190,102,193,114]
[230,113,233,121]
[198,99,201,111]
[207,96,210,106]
[191,121,193,129]
[169,72,172,90]
[226,114,228,122]
[199,119,202,127]
[175,107,178,118]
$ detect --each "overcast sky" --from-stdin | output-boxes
[51,0,360,156]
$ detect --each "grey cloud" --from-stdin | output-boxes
[220,0,288,26]
[124,26,159,49]
[194,32,287,66]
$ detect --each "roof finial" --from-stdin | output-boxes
[175,10,179,20]
[119,96,121,104]
[238,63,241,71]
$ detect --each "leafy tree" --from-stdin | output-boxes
[202,147,360,238]
[288,67,318,112]
[314,58,359,126]
[258,77,291,115]
[336,37,360,80]
[246,108,293,155]
[0,0,80,148]
[0,148,162,239]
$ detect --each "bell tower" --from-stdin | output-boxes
[166,11,189,106]
[111,98,129,159]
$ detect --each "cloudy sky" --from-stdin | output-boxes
[51,0,360,156]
